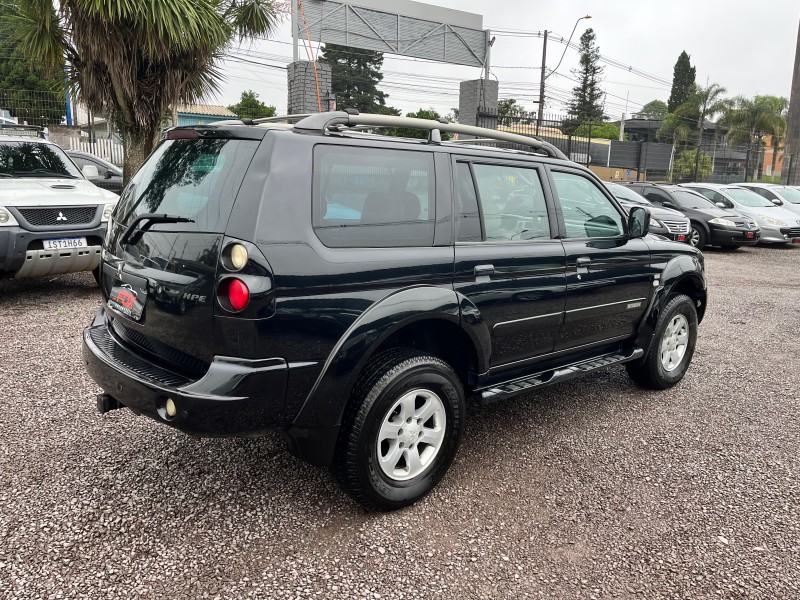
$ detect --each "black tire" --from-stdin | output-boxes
[91,266,101,286]
[689,223,707,250]
[626,294,698,390]
[334,348,465,511]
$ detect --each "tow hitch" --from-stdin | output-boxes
[96,393,124,414]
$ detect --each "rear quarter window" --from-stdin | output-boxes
[313,145,435,248]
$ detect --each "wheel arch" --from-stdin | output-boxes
[286,286,490,466]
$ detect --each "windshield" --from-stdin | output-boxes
[725,187,775,207]
[0,141,82,178]
[671,190,716,209]
[775,186,800,204]
[607,183,651,205]
[114,138,259,233]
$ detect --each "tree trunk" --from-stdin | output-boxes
[770,140,780,181]
[121,127,159,186]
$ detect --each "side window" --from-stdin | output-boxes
[313,146,435,248]
[551,171,624,239]
[71,156,89,171]
[643,189,667,204]
[471,163,551,241]
[695,188,730,207]
[455,162,482,242]
[754,188,778,200]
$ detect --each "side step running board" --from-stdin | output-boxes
[476,348,644,406]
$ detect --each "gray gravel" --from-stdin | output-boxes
[1,245,799,599]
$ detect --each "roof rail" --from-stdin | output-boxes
[292,111,568,160]
[252,114,312,124]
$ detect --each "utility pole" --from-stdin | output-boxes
[619,91,629,141]
[536,30,548,135]
[784,17,800,185]
[291,0,299,62]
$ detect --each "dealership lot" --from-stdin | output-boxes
[1,245,798,599]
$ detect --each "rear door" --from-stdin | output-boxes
[547,167,652,351]
[102,132,261,372]
[452,158,566,370]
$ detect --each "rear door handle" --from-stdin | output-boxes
[576,257,591,276]
[474,264,495,277]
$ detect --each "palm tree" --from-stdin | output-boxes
[720,95,787,181]
[692,83,727,181]
[9,0,280,183]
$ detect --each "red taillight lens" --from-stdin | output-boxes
[222,278,250,312]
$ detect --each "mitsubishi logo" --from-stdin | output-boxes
[56,212,67,221]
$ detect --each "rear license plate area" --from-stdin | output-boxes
[108,271,149,322]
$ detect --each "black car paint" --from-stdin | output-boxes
[84,124,707,467]
[66,150,124,194]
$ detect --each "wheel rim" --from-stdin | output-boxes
[376,388,447,481]
[660,314,689,372]
[690,228,701,247]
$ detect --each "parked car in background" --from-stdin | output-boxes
[0,135,118,280]
[623,182,759,250]
[736,183,800,217]
[605,182,691,243]
[66,150,123,194]
[682,183,800,244]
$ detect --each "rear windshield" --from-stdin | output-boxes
[0,141,81,178]
[115,138,259,232]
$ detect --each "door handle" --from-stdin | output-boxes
[576,257,591,277]
[474,264,495,277]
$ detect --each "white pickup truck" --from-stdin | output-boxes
[0,131,119,280]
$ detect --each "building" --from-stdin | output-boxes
[175,104,237,126]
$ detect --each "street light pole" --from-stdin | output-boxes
[536,15,591,134]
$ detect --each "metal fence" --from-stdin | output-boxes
[473,108,786,185]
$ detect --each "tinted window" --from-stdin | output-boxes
[115,138,259,233]
[455,162,482,242]
[671,190,716,209]
[750,187,778,200]
[607,183,651,205]
[642,189,671,204]
[692,187,731,207]
[551,171,624,238]
[0,141,82,178]
[472,164,551,241]
[314,145,435,248]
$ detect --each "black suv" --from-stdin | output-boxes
[624,182,759,250]
[83,112,707,510]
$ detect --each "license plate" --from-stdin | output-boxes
[745,232,754,239]
[43,237,87,250]
[108,271,148,322]
[676,235,686,242]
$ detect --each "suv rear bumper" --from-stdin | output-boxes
[0,225,105,277]
[82,308,288,436]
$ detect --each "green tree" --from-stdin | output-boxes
[721,95,788,180]
[319,43,398,115]
[386,108,450,140]
[9,0,280,183]
[637,100,668,120]
[497,98,526,125]
[690,83,728,180]
[667,51,696,113]
[671,148,711,182]
[227,90,276,119]
[573,122,621,140]
[0,3,64,127]
[566,29,605,132]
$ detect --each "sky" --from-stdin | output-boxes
[218,0,800,120]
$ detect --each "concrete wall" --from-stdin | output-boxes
[458,79,498,137]
[288,61,333,115]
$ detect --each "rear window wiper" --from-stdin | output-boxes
[119,213,195,246]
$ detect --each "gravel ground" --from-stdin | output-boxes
[1,245,799,599]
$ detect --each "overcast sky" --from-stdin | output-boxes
[219,0,799,120]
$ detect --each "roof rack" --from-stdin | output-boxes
[286,110,568,160]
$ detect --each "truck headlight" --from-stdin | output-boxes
[102,203,116,221]
[0,207,18,226]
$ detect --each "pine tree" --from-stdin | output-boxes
[318,44,398,115]
[667,51,696,113]
[566,29,605,128]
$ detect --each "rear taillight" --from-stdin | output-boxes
[218,278,250,312]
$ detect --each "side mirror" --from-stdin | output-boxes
[716,202,726,208]
[661,201,674,209]
[82,164,99,178]
[628,206,650,238]
[771,198,783,206]
[105,169,114,180]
